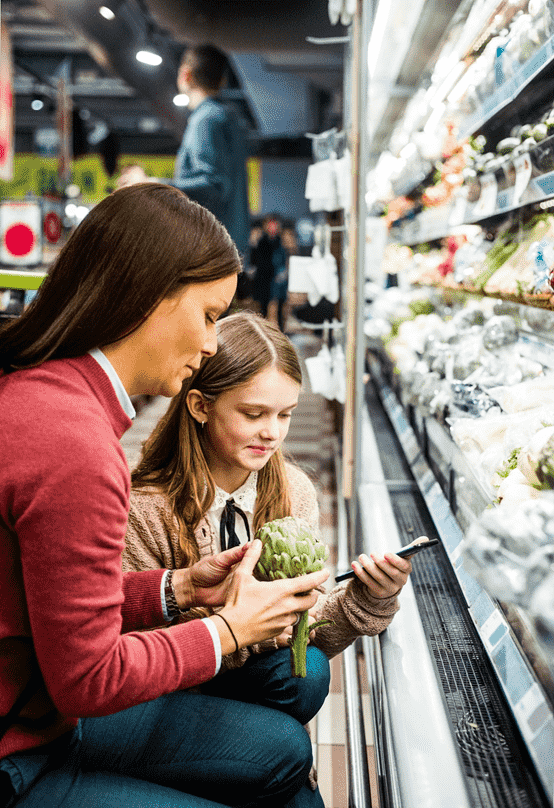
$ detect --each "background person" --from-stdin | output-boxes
[0,184,328,808]
[172,44,250,262]
[251,213,283,319]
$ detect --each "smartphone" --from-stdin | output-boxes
[335,537,439,582]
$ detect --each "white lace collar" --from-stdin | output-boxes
[212,471,258,514]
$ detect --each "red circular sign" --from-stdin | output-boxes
[4,222,36,256]
[43,211,62,243]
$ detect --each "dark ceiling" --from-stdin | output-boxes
[4,0,347,159]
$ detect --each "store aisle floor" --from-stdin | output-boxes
[119,331,369,808]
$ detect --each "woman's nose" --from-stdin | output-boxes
[202,328,218,357]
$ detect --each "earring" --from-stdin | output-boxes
[201,420,206,429]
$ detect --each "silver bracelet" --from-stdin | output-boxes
[164,569,189,619]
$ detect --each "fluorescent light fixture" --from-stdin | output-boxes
[136,49,162,66]
[99,6,115,20]
[173,93,189,107]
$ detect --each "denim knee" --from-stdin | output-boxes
[290,647,330,725]
[256,714,313,806]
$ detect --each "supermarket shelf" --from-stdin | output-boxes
[368,353,554,801]
[458,35,554,141]
[391,135,554,245]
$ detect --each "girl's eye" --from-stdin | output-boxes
[279,413,292,419]
[244,413,261,420]
[205,313,216,325]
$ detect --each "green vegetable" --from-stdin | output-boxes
[255,516,331,677]
[496,447,521,480]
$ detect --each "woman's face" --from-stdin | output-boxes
[131,274,237,398]
[203,365,300,491]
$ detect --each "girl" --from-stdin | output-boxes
[0,185,328,808]
[124,311,412,798]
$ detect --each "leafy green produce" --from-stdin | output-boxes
[255,516,331,677]
[496,448,521,480]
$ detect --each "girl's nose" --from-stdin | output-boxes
[260,417,280,440]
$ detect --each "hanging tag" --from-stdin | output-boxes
[448,185,469,226]
[511,153,532,206]
[305,159,338,206]
[334,150,351,210]
[473,173,498,218]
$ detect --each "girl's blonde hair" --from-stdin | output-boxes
[131,311,302,566]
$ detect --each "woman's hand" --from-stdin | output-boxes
[172,545,249,609]
[349,552,412,599]
[211,540,329,655]
[275,606,319,648]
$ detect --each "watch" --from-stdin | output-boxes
[164,569,187,620]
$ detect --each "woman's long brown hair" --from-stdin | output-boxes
[0,183,241,373]
[132,311,302,566]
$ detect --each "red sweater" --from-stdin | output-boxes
[0,355,216,759]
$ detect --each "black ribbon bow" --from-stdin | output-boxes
[220,498,251,551]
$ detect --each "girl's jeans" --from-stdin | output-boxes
[0,646,330,808]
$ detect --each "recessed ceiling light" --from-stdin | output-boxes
[99,6,115,20]
[136,49,162,66]
[173,93,189,107]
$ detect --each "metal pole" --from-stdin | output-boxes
[343,0,372,556]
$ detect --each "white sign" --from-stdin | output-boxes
[473,172,498,218]
[0,201,43,266]
[512,153,532,206]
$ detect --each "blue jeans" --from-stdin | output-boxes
[0,647,330,807]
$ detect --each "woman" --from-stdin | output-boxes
[123,312,411,797]
[0,184,328,808]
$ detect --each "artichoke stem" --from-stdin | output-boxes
[290,609,310,678]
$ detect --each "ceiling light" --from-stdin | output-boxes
[31,97,44,111]
[173,93,189,107]
[136,48,162,66]
[99,6,116,20]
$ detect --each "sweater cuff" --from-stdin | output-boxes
[349,579,401,616]
[122,569,166,632]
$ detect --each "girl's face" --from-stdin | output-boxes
[203,366,300,491]
[125,274,237,398]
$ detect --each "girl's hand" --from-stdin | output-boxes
[350,552,412,599]
[173,545,249,609]
[212,540,329,655]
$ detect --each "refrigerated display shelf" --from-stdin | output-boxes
[365,354,554,802]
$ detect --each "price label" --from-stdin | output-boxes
[473,173,498,218]
[512,153,532,205]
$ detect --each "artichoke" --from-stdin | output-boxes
[255,516,331,677]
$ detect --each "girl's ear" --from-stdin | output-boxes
[186,389,209,424]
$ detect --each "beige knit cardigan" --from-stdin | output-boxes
[122,463,400,668]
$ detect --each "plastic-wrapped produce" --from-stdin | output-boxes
[464,347,543,388]
[450,305,486,331]
[449,382,501,418]
[495,466,542,506]
[529,572,554,652]
[481,315,518,350]
[462,492,554,606]
[487,374,554,412]
[417,374,451,419]
[517,425,554,487]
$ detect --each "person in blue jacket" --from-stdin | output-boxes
[173,44,250,262]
